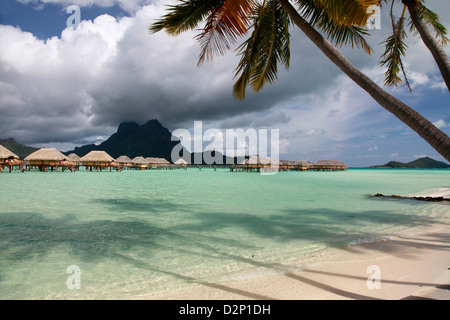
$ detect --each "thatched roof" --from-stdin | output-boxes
[330,160,348,168]
[315,160,333,166]
[132,156,148,164]
[145,157,160,164]
[174,158,188,165]
[24,148,67,161]
[67,153,81,162]
[281,160,294,166]
[294,160,310,167]
[80,151,114,162]
[248,156,279,165]
[158,158,170,164]
[146,157,171,164]
[116,155,133,163]
[315,160,348,168]
[0,145,19,160]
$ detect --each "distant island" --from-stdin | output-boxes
[371,157,450,169]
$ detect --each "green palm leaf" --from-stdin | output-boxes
[196,0,255,65]
[233,0,290,99]
[150,0,222,35]
[409,1,449,46]
[294,0,374,53]
[380,4,411,90]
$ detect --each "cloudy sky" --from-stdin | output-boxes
[0,0,448,167]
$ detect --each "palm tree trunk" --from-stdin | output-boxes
[278,0,450,162]
[403,0,450,91]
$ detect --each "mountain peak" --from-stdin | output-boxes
[117,121,140,135]
[67,119,180,160]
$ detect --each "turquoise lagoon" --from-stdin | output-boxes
[0,168,448,299]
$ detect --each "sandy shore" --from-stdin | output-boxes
[140,223,449,300]
[139,189,450,300]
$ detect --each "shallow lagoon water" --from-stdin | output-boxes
[0,168,448,299]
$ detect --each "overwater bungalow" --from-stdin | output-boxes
[80,151,116,171]
[0,145,21,172]
[157,158,171,168]
[233,156,279,173]
[65,153,81,171]
[116,155,133,169]
[67,153,81,165]
[280,160,295,171]
[174,158,188,169]
[312,160,348,171]
[293,160,311,171]
[330,160,348,171]
[132,156,149,170]
[146,157,171,169]
[24,148,68,172]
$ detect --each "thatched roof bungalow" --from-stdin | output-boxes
[116,155,133,168]
[0,145,19,162]
[80,151,116,171]
[293,160,311,171]
[24,148,68,171]
[313,160,348,171]
[146,157,171,169]
[67,153,81,164]
[279,160,310,171]
[330,160,348,171]
[174,158,188,168]
[0,145,21,172]
[280,160,294,171]
[132,156,149,170]
[234,156,279,172]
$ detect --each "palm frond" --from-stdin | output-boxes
[233,0,290,99]
[319,0,381,27]
[408,1,449,46]
[294,0,374,53]
[196,0,255,65]
[150,0,222,35]
[380,5,411,91]
[295,0,380,27]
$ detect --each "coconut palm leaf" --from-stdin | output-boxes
[150,0,223,34]
[408,1,449,46]
[380,3,412,91]
[294,0,375,53]
[301,0,381,27]
[233,0,290,99]
[196,0,255,65]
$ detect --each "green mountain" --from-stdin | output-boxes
[65,119,241,164]
[0,138,38,159]
[372,157,450,169]
[65,120,181,160]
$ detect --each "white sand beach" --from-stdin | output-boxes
[143,222,449,300]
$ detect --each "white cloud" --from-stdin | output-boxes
[15,0,154,13]
[1,0,448,166]
[433,119,448,129]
